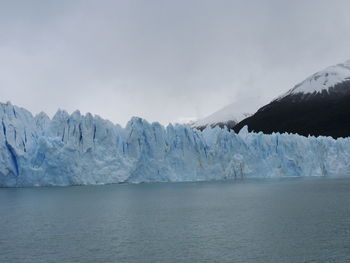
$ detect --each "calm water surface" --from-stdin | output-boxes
[1,177,350,263]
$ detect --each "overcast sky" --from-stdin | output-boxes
[1,0,350,125]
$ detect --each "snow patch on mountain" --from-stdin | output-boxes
[278,60,350,99]
[193,102,251,128]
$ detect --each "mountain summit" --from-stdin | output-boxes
[278,60,350,99]
[234,60,350,138]
[192,102,251,130]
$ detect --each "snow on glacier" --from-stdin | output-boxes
[1,101,350,187]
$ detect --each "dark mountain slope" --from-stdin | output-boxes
[234,61,350,139]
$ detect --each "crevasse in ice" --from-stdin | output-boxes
[1,102,349,187]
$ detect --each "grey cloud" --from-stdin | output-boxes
[1,0,350,125]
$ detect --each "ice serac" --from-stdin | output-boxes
[1,102,350,187]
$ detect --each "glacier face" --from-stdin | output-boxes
[1,101,350,187]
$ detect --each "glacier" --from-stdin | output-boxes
[1,101,350,187]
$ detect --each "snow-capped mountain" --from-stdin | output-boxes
[234,60,350,138]
[192,102,252,130]
[278,60,350,99]
[1,101,350,187]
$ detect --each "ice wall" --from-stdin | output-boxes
[1,102,350,187]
